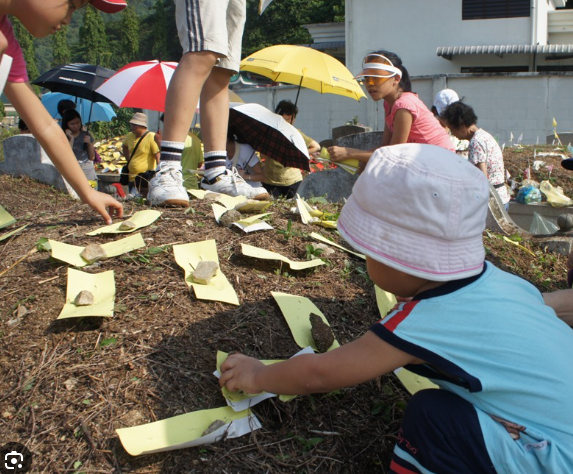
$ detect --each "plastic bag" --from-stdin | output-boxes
[529,211,559,235]
[515,185,542,205]
[539,180,573,208]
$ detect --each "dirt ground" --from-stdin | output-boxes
[0,145,571,474]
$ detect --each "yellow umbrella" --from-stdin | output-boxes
[240,45,366,106]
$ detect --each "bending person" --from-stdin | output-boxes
[441,101,510,210]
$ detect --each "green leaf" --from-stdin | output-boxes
[99,337,117,347]
[73,461,82,469]
[36,237,51,252]
[82,399,92,405]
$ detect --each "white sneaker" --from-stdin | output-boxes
[201,168,270,200]
[148,162,189,207]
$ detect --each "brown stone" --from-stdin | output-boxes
[219,210,242,227]
[119,220,137,231]
[74,290,94,306]
[81,243,107,263]
[192,261,219,285]
[310,313,334,353]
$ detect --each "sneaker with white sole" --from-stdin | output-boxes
[201,168,270,200]
[147,162,190,207]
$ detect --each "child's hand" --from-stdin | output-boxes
[219,353,265,394]
[83,190,123,225]
[65,129,73,139]
[83,134,91,144]
[327,146,349,162]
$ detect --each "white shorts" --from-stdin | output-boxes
[174,0,246,73]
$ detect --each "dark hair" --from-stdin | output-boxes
[275,100,298,117]
[440,102,478,129]
[369,50,412,93]
[18,118,29,132]
[227,126,248,144]
[57,99,76,116]
[61,109,83,131]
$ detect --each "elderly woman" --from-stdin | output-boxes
[441,101,510,210]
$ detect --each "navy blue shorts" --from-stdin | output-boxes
[390,389,497,474]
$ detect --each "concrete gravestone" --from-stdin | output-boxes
[0,134,79,198]
[298,131,383,203]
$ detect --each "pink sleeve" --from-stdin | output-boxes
[0,16,29,83]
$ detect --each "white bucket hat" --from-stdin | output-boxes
[433,89,460,116]
[129,112,148,128]
[337,144,489,282]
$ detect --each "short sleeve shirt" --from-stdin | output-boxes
[468,128,510,204]
[123,132,159,182]
[370,262,573,473]
[70,130,94,163]
[384,92,454,151]
[227,142,263,188]
[0,16,29,83]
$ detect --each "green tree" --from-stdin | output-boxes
[79,6,111,66]
[52,28,71,67]
[119,6,140,64]
[242,0,345,57]
[11,19,40,81]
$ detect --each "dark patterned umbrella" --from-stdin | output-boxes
[229,103,310,171]
[33,63,116,104]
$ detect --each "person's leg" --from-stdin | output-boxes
[284,180,302,199]
[390,389,497,474]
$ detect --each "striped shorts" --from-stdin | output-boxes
[174,0,246,73]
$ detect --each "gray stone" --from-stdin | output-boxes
[0,135,79,198]
[202,419,226,436]
[219,210,242,227]
[546,133,573,145]
[298,132,384,203]
[119,220,137,231]
[192,261,219,285]
[332,125,372,141]
[74,290,94,306]
[81,244,107,263]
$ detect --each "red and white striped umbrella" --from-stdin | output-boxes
[95,60,178,112]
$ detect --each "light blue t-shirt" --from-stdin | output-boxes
[371,262,573,473]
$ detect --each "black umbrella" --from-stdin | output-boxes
[33,63,116,104]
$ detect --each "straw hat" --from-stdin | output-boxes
[129,112,148,128]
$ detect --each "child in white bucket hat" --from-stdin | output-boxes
[219,144,573,474]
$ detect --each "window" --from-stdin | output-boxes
[463,0,530,20]
[460,66,529,73]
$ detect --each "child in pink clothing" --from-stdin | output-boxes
[0,0,126,224]
[328,50,454,166]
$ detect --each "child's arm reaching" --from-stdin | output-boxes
[4,81,123,224]
[219,331,421,396]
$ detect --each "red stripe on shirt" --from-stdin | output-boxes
[390,459,419,474]
[384,301,418,332]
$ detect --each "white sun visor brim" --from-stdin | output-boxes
[354,63,402,80]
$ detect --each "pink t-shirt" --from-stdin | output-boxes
[384,92,454,151]
[0,16,29,83]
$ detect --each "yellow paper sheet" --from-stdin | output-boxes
[271,291,340,351]
[49,233,146,267]
[375,285,397,317]
[173,240,239,305]
[310,232,365,259]
[216,351,297,403]
[0,224,27,242]
[296,196,315,225]
[502,236,536,257]
[188,189,208,200]
[116,406,259,456]
[317,148,359,174]
[212,203,228,223]
[57,268,115,319]
[215,194,247,210]
[87,210,161,235]
[394,368,439,395]
[0,204,16,229]
[234,201,272,213]
[234,213,274,232]
[241,243,324,270]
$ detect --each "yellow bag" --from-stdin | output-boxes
[539,180,573,208]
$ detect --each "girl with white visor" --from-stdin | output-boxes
[328,51,454,167]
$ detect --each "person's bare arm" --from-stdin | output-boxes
[238,161,264,182]
[86,134,95,161]
[389,109,413,145]
[219,331,420,395]
[327,146,373,163]
[122,144,130,160]
[4,81,122,223]
[154,151,160,165]
[381,125,392,146]
[543,290,573,326]
[307,138,320,154]
[476,162,488,178]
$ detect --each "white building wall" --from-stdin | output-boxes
[345,0,534,77]
[234,73,573,145]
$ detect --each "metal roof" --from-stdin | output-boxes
[309,41,346,51]
[437,44,573,59]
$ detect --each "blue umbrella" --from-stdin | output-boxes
[40,92,117,124]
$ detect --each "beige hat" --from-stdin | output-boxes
[130,112,148,128]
